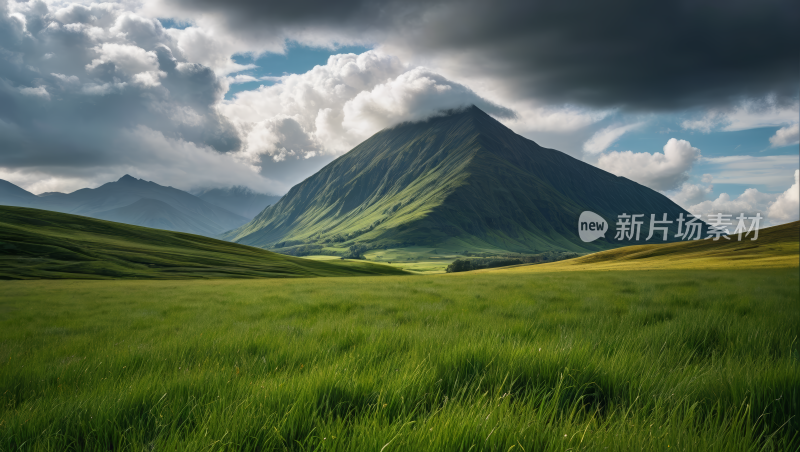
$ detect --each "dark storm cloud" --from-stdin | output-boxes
[165,0,799,110]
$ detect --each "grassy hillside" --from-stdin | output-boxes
[226,106,695,254]
[489,220,799,273]
[0,268,797,450]
[0,206,407,279]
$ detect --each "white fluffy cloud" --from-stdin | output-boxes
[770,123,799,148]
[596,138,701,191]
[221,51,513,165]
[0,0,272,193]
[86,43,161,77]
[665,170,799,227]
[767,169,799,222]
[668,181,714,206]
[688,189,776,220]
[18,85,50,98]
[502,105,608,134]
[582,122,644,154]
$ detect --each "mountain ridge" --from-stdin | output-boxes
[92,198,227,237]
[0,175,248,237]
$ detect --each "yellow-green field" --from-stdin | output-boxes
[491,221,799,273]
[305,252,456,273]
[382,260,451,274]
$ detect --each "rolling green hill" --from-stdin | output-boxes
[489,220,799,273]
[0,206,407,280]
[225,106,693,254]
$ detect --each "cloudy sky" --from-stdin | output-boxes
[0,0,798,223]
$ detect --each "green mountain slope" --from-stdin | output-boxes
[226,106,693,253]
[0,206,407,280]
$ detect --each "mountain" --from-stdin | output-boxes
[194,186,282,219]
[225,106,694,253]
[92,198,225,237]
[0,179,39,208]
[0,175,248,237]
[0,205,407,279]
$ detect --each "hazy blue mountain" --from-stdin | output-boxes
[0,175,248,237]
[92,198,227,237]
[0,179,39,208]
[225,106,695,253]
[194,186,282,219]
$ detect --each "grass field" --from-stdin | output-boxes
[1,267,798,451]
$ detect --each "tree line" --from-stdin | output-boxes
[446,251,581,273]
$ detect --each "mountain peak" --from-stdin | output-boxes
[117,174,138,183]
[435,104,486,120]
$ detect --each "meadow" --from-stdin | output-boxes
[1,268,798,451]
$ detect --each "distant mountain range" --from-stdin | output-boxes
[193,186,282,219]
[225,106,694,253]
[0,175,254,237]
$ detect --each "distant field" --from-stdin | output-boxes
[305,253,453,274]
[0,206,406,279]
[490,220,799,274]
[383,260,451,274]
[303,255,345,261]
[302,255,451,274]
[1,268,798,451]
[364,247,464,273]
[303,249,462,273]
